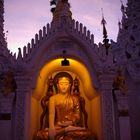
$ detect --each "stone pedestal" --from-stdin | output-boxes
[0,93,15,140]
[114,90,131,140]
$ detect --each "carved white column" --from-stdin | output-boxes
[99,74,116,140]
[13,73,32,140]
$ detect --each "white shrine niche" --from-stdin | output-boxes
[1,0,140,139]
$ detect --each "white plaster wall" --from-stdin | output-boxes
[0,120,12,140]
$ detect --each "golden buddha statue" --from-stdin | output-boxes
[36,72,96,140]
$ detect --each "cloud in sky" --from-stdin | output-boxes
[4,0,127,53]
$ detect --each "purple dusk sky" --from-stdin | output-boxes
[4,0,127,54]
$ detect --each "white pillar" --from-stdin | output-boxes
[99,74,116,140]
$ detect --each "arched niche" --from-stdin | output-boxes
[30,58,101,140]
[33,58,98,100]
[29,36,100,93]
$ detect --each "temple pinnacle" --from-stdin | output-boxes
[50,0,72,23]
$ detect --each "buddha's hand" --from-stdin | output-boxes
[58,121,72,127]
[48,128,56,140]
[65,126,86,132]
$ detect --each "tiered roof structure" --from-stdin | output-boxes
[112,0,140,82]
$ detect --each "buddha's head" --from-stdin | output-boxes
[57,77,70,94]
[53,72,73,94]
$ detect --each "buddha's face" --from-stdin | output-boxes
[58,77,70,94]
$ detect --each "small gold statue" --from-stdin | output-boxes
[0,70,17,96]
[73,77,88,128]
[40,77,54,130]
[113,69,128,95]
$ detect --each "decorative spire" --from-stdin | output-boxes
[50,0,72,23]
[101,8,110,55]
[120,0,126,18]
[118,18,122,30]
[17,48,22,60]
[120,1,125,14]
[50,0,57,13]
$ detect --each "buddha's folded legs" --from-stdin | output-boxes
[35,128,97,140]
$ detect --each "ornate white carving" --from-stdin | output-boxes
[127,60,140,82]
